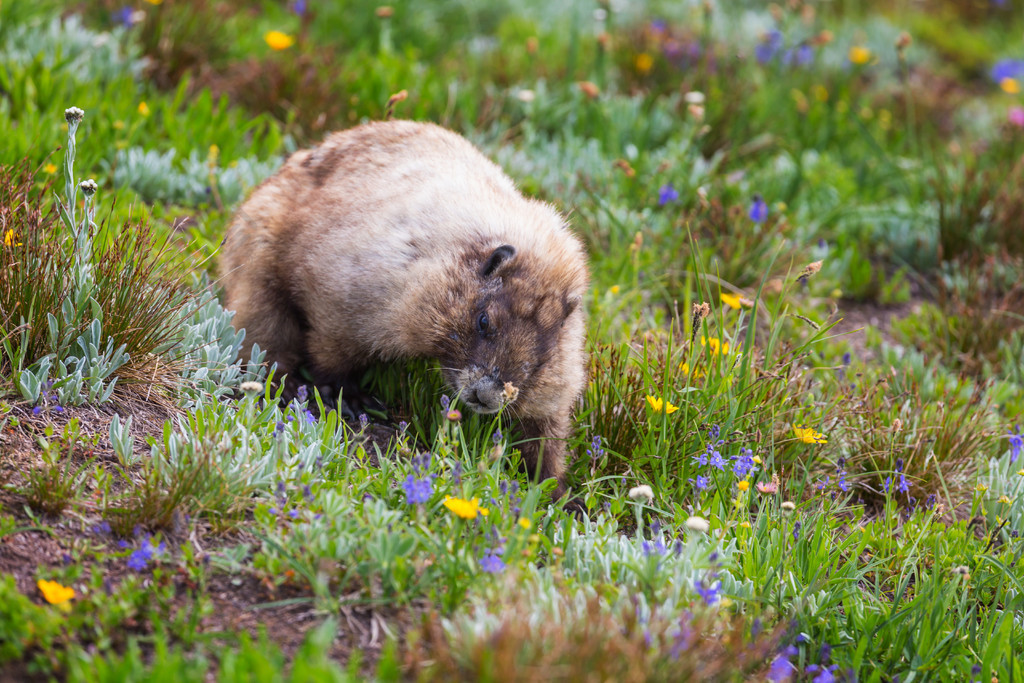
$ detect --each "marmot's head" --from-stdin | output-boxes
[434,242,587,418]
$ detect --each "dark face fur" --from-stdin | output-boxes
[437,244,580,414]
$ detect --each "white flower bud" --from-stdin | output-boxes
[627,484,654,503]
[684,516,710,533]
[65,107,85,124]
[79,179,98,196]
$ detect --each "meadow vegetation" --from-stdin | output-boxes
[1,0,1023,680]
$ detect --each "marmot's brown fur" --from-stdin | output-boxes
[220,120,589,495]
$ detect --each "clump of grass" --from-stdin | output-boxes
[22,419,93,516]
[405,591,782,682]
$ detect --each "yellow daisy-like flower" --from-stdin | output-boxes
[793,426,827,444]
[848,46,871,65]
[737,480,750,492]
[646,395,679,414]
[998,495,1012,504]
[4,229,22,247]
[1001,77,1021,94]
[701,336,729,356]
[720,292,743,310]
[265,30,296,51]
[518,517,532,530]
[43,163,57,174]
[635,52,654,74]
[138,101,150,117]
[443,496,488,519]
[37,579,75,608]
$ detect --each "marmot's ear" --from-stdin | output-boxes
[563,294,582,319]
[481,244,516,278]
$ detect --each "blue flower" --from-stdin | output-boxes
[806,664,839,683]
[1007,425,1022,464]
[689,474,710,491]
[755,30,784,64]
[113,6,135,27]
[708,450,726,471]
[658,183,679,206]
[792,521,801,542]
[767,646,798,682]
[749,194,768,222]
[884,476,891,493]
[837,470,849,492]
[694,578,721,605]
[708,424,721,439]
[642,539,668,557]
[402,475,433,505]
[480,550,505,574]
[898,473,909,494]
[991,59,1024,84]
[732,449,755,478]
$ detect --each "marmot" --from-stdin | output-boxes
[219,120,589,496]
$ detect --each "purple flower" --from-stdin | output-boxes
[837,470,849,492]
[1007,425,1022,464]
[708,450,726,471]
[898,473,909,494]
[440,394,450,411]
[792,521,801,542]
[768,646,798,682]
[32,405,42,415]
[689,474,710,491]
[991,59,1024,84]
[806,664,839,683]
[884,476,891,493]
[732,449,755,478]
[642,539,668,557]
[126,537,164,571]
[480,550,505,574]
[290,0,307,16]
[113,6,135,27]
[755,30,784,64]
[658,184,679,206]
[694,578,721,605]
[708,424,721,439]
[402,475,433,505]
[748,194,768,222]
[296,384,308,403]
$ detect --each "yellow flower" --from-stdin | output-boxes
[37,579,75,608]
[701,336,729,356]
[848,46,871,65]
[737,480,750,492]
[738,521,751,529]
[752,455,762,465]
[975,483,988,493]
[143,0,163,4]
[1001,77,1021,94]
[635,52,654,74]
[610,285,620,295]
[518,517,532,530]
[138,101,150,117]
[113,119,125,130]
[793,426,827,444]
[265,30,296,51]
[646,395,679,414]
[998,495,1012,504]
[4,229,22,247]
[1018,469,1024,477]
[443,496,488,519]
[43,163,57,174]
[720,292,742,310]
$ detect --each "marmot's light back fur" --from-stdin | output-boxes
[220,120,589,494]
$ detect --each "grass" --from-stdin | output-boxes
[1,0,1023,680]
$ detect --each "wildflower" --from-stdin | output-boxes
[137,101,150,116]
[518,517,532,530]
[516,89,536,103]
[402,475,433,505]
[1010,107,1024,128]
[837,470,849,493]
[143,0,163,4]
[737,480,750,492]
[806,663,839,683]
[501,381,519,403]
[732,449,755,478]
[694,578,721,605]
[755,30,784,64]
[290,0,307,16]
[1002,78,1021,94]
[689,474,710,491]
[709,424,721,440]
[635,52,654,74]
[443,496,488,519]
[793,426,827,444]
[693,447,710,468]
[44,162,57,174]
[646,395,679,414]
[998,495,1012,504]
[684,516,710,533]
[748,194,768,222]
[708,450,726,471]
[720,292,743,310]
[796,260,822,283]
[739,521,751,529]
[792,521,802,541]
[684,91,705,104]
[265,30,296,50]
[578,81,600,99]
[239,381,264,393]
[37,579,75,608]
[767,645,798,682]
[897,473,909,494]
[848,45,872,65]
[3,229,21,247]
[628,484,654,503]
[480,550,505,574]
[643,539,668,557]
[781,500,796,512]
[757,481,779,495]
[126,537,165,571]
[587,435,605,467]
[658,183,679,205]
[975,483,988,493]
[446,408,462,421]
[79,179,98,196]
[1007,425,1022,463]
[701,336,729,356]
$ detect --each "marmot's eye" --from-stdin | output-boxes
[476,312,490,334]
